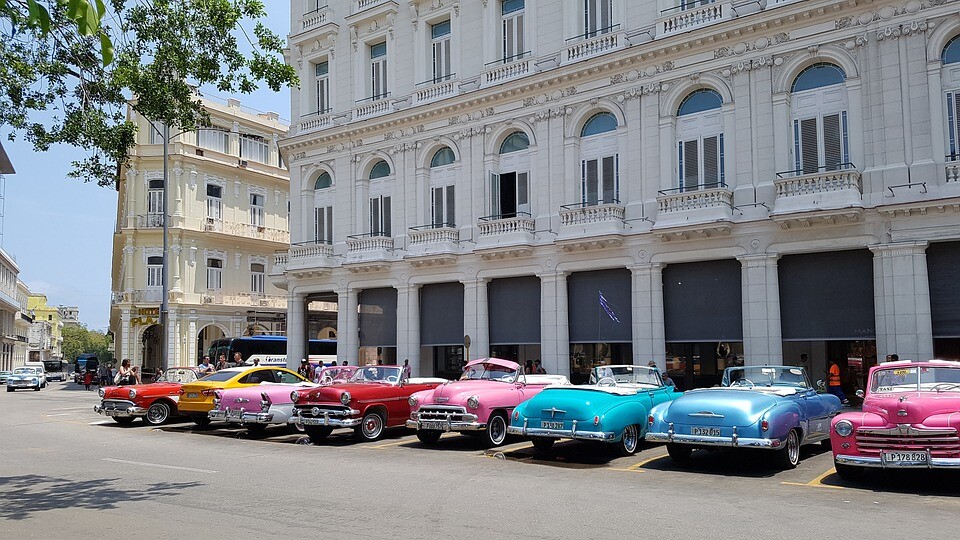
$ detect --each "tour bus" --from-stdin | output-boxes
[73,354,99,383]
[41,359,67,382]
[206,336,337,367]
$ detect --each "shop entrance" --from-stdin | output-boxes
[929,241,960,360]
[569,343,632,385]
[488,276,541,372]
[665,342,743,391]
[141,324,162,371]
[359,288,397,366]
[420,282,465,377]
[782,340,877,395]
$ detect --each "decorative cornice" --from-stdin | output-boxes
[714,33,789,60]
[876,19,930,40]
[528,106,572,123]
[522,86,577,107]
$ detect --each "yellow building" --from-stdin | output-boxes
[27,293,63,360]
[109,96,290,371]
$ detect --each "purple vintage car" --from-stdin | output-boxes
[208,366,357,434]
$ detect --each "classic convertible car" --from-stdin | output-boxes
[647,365,842,469]
[831,360,960,479]
[94,366,200,425]
[208,366,357,434]
[289,365,445,443]
[178,366,307,426]
[407,358,569,447]
[507,365,681,455]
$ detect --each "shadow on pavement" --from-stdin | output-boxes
[637,444,834,478]
[0,475,203,520]
[822,469,960,495]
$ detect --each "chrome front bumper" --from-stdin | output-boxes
[94,401,147,418]
[507,419,617,442]
[834,454,960,469]
[404,419,486,432]
[646,426,779,449]
[288,411,362,428]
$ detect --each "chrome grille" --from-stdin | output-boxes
[294,405,352,418]
[417,405,470,422]
[855,427,960,457]
[101,400,134,413]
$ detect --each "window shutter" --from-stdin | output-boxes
[793,119,802,173]
[600,0,611,31]
[950,92,960,159]
[446,185,456,226]
[517,172,530,214]
[515,13,524,57]
[800,117,819,174]
[325,206,333,243]
[702,136,719,186]
[490,172,500,216]
[382,196,392,236]
[317,77,328,113]
[370,197,379,234]
[601,155,616,203]
[314,207,322,243]
[585,158,599,205]
[432,187,443,226]
[822,113,843,171]
[682,139,699,191]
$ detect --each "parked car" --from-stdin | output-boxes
[0,371,11,384]
[178,366,308,426]
[407,358,570,447]
[507,365,681,455]
[206,366,358,434]
[830,359,960,479]
[93,367,201,425]
[6,366,45,392]
[647,365,841,469]
[289,365,446,443]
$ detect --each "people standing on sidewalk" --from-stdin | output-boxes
[828,359,850,405]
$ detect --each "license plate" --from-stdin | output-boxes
[226,409,242,420]
[540,421,564,430]
[691,426,721,437]
[420,420,449,431]
[186,392,200,399]
[882,451,928,464]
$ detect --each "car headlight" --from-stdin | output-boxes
[128,389,136,400]
[408,395,418,408]
[467,396,480,409]
[290,390,299,403]
[834,419,853,437]
[98,388,105,398]
[340,391,351,405]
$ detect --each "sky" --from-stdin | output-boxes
[0,4,292,332]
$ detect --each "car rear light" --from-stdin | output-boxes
[593,415,600,426]
[178,388,185,395]
[648,415,654,426]
[512,410,519,421]
[260,392,271,413]
[201,388,217,397]
[761,420,769,431]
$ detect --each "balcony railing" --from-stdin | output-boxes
[353,0,390,14]
[132,289,164,303]
[289,240,333,260]
[564,26,624,64]
[773,164,860,197]
[408,224,459,245]
[559,201,625,226]
[222,222,290,243]
[770,164,863,220]
[205,217,223,232]
[201,291,287,308]
[353,95,392,120]
[477,212,535,236]
[298,111,333,135]
[481,53,533,87]
[413,76,458,105]
[946,155,960,182]
[656,184,733,214]
[136,214,164,228]
[659,1,730,37]
[301,5,331,31]
[346,233,394,252]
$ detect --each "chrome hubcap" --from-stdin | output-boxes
[148,404,167,423]
[363,415,382,438]
[788,431,799,464]
[489,417,506,444]
[623,425,638,453]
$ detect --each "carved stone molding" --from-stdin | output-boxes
[714,33,789,60]
[528,106,572,123]
[609,61,675,85]
[522,86,578,107]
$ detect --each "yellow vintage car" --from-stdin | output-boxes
[177,366,307,426]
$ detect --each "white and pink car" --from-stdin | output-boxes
[406,358,569,447]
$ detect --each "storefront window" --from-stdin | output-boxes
[665,342,743,391]
[568,342,632,385]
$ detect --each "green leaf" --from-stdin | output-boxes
[100,33,114,67]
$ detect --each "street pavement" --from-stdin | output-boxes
[1,382,957,539]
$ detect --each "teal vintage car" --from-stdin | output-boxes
[507,365,682,456]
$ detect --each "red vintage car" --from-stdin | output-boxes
[289,365,445,443]
[94,367,200,426]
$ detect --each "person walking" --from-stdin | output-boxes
[83,369,94,391]
[828,359,850,405]
[534,359,546,374]
[402,359,411,379]
[298,359,311,379]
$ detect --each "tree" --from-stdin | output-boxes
[62,324,114,365]
[1,0,297,186]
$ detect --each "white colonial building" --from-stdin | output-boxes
[277,0,960,388]
[110,97,290,371]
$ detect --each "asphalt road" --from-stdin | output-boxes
[1,382,957,539]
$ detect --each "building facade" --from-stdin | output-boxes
[27,293,62,361]
[277,0,960,388]
[14,280,31,368]
[58,306,80,327]
[110,97,291,371]
[0,248,24,370]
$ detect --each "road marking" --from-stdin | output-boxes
[624,453,670,470]
[89,420,114,425]
[781,467,844,490]
[491,441,535,453]
[101,458,218,474]
[45,413,73,417]
[365,436,421,449]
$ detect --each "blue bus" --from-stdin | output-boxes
[206,336,337,367]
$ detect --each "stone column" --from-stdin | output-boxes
[871,242,934,361]
[462,278,489,360]
[187,315,197,365]
[738,254,782,367]
[344,288,360,365]
[396,283,421,376]
[539,272,568,376]
[631,263,666,369]
[165,308,178,370]
[120,308,132,362]
[286,291,306,370]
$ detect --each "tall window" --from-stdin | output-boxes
[315,206,333,243]
[370,41,388,100]
[430,147,456,227]
[584,0,612,38]
[580,113,619,205]
[147,179,164,227]
[250,263,265,295]
[370,195,392,235]
[315,61,330,114]
[431,20,452,82]
[502,0,524,61]
[942,36,960,160]
[677,89,725,191]
[314,171,333,190]
[369,160,391,179]
[240,134,268,163]
[206,258,223,290]
[150,122,165,145]
[206,184,223,220]
[146,256,162,288]
[197,128,230,153]
[791,63,849,174]
[491,131,530,217]
[250,193,265,227]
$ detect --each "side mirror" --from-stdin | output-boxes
[815,380,826,392]
[855,389,864,399]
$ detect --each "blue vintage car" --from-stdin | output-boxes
[647,365,842,469]
[507,365,681,456]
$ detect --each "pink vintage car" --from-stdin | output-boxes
[208,366,357,434]
[406,358,569,447]
[831,360,960,479]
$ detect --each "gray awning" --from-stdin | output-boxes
[568,268,632,343]
[488,276,541,345]
[663,259,742,342]
[779,249,875,341]
[359,287,397,347]
[928,242,960,338]
[420,282,464,346]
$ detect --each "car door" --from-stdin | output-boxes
[799,388,831,441]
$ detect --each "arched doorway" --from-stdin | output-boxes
[141,325,162,372]
[196,324,226,366]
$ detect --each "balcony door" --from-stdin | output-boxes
[490,172,529,218]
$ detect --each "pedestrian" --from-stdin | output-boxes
[885,353,899,363]
[534,359,546,374]
[116,359,134,385]
[215,354,227,371]
[131,366,142,385]
[97,363,109,387]
[376,359,383,366]
[252,357,260,367]
[800,353,809,366]
[524,360,534,374]
[83,369,94,391]
[298,358,311,379]
[198,355,214,376]
[402,359,411,379]
[232,351,244,367]
[341,360,348,366]
[155,367,164,382]
[828,359,850,405]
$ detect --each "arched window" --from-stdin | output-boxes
[499,131,529,154]
[677,89,725,191]
[430,147,456,168]
[943,37,960,160]
[314,172,332,190]
[580,112,618,137]
[790,63,849,174]
[943,35,960,65]
[369,160,391,179]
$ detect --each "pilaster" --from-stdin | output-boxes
[870,242,934,362]
[287,291,306,370]
[396,283,421,376]
[462,278,489,360]
[539,272,568,376]
[631,263,665,369]
[737,254,782,366]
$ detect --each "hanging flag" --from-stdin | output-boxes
[598,291,621,323]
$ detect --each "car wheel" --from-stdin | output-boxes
[834,462,864,481]
[113,417,135,426]
[416,430,442,444]
[287,421,306,434]
[820,437,832,450]
[5,388,12,392]
[34,386,40,391]
[191,415,211,427]
[531,437,555,452]
[305,425,333,443]
[774,429,801,470]
[246,424,267,437]
[483,412,508,447]
[145,402,171,426]
[616,424,641,457]
[666,443,693,464]
[357,411,385,441]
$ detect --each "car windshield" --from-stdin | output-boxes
[589,366,662,387]
[198,371,239,382]
[12,368,37,375]
[317,367,355,383]
[871,366,960,393]
[460,363,518,383]
[159,369,198,384]
[349,366,402,383]
[725,366,810,389]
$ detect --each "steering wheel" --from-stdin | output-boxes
[386,375,398,383]
[731,378,755,388]
[597,376,617,387]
